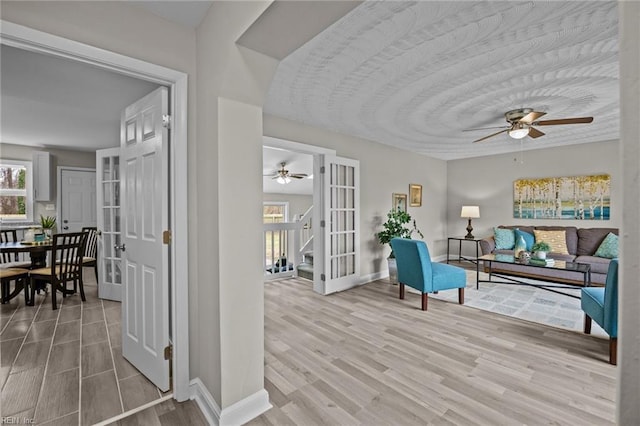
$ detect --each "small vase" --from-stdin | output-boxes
[44,228,53,240]
[387,258,398,284]
[514,234,527,257]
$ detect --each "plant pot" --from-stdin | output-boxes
[387,258,398,284]
[533,251,547,260]
[44,228,53,240]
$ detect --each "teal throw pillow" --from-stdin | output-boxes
[494,227,515,250]
[594,232,619,259]
[515,228,535,251]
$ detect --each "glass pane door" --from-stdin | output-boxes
[97,148,122,301]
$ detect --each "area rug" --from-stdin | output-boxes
[428,270,607,338]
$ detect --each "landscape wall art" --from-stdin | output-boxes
[513,174,610,220]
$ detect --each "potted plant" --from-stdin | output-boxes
[531,241,551,259]
[377,208,423,283]
[40,215,57,239]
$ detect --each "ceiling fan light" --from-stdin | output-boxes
[508,126,529,139]
[276,176,288,184]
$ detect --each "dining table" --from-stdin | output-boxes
[0,240,52,269]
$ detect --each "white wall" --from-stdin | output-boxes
[447,140,621,255]
[0,142,96,220]
[264,114,449,279]
[263,193,312,221]
[619,1,640,422]
[196,0,276,413]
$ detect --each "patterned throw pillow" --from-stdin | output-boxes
[533,229,569,254]
[494,227,515,250]
[515,228,535,251]
[594,232,619,259]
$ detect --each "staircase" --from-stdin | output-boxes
[297,251,314,281]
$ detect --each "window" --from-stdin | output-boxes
[0,160,33,222]
[263,202,288,223]
[263,202,289,270]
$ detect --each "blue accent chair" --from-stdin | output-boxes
[390,238,466,311]
[581,259,618,365]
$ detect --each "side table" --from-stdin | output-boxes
[446,236,482,265]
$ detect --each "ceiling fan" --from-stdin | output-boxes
[266,162,309,184]
[469,108,594,143]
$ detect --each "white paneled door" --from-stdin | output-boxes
[60,169,96,232]
[322,155,360,294]
[96,147,122,302]
[120,87,170,391]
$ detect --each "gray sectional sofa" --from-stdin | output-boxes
[479,225,618,286]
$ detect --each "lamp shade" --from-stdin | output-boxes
[460,205,480,218]
[508,122,529,139]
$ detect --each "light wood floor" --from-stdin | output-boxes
[250,276,616,425]
[0,269,167,425]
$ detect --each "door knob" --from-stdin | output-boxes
[63,226,69,230]
[114,244,126,252]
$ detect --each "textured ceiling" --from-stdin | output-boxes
[265,1,619,160]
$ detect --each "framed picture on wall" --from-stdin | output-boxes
[392,193,407,212]
[409,184,422,207]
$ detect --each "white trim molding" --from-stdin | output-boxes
[190,378,272,426]
[1,20,191,401]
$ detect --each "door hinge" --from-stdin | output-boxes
[320,220,326,228]
[162,114,172,129]
[321,273,326,281]
[165,343,174,392]
[320,166,325,174]
[163,230,171,245]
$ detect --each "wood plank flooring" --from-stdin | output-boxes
[249,277,616,425]
[0,269,166,425]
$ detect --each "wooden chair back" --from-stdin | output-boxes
[81,227,98,259]
[0,229,18,263]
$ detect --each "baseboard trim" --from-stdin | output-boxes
[358,271,386,284]
[220,389,271,425]
[190,378,272,425]
[190,378,220,425]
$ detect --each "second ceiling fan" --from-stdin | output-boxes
[470,108,593,143]
[268,162,309,184]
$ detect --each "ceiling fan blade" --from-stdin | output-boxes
[463,126,510,132]
[533,117,593,126]
[472,128,509,143]
[528,127,545,138]
[519,111,546,123]
[289,174,308,179]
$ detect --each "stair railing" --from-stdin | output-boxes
[263,206,314,280]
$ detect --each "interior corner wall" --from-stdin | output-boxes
[0,142,96,219]
[446,140,621,256]
[263,114,449,279]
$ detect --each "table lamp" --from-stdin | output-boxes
[461,205,480,239]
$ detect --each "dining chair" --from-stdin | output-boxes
[390,237,467,311]
[81,226,98,282]
[1,267,30,304]
[28,232,87,310]
[0,229,32,268]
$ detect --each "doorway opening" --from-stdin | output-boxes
[0,20,190,423]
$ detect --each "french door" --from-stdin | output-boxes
[321,155,360,294]
[96,147,122,301]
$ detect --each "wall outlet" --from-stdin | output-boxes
[45,204,55,211]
